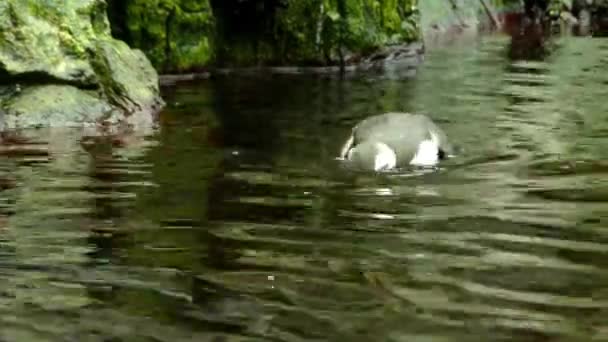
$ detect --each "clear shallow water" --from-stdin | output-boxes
[2,32,608,341]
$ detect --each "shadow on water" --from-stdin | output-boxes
[2,15,608,342]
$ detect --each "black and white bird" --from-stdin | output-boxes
[338,112,453,171]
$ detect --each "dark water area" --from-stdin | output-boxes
[2,28,608,341]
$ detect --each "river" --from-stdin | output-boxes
[1,27,608,341]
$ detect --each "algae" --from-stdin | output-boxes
[2,85,116,129]
[0,0,164,130]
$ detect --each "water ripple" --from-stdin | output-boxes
[1,33,608,341]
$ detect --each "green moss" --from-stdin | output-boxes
[0,1,98,85]
[342,0,419,53]
[210,0,418,67]
[89,39,161,115]
[172,36,212,71]
[3,85,115,128]
[122,0,215,72]
[170,6,215,70]
[109,0,418,69]
[0,0,163,129]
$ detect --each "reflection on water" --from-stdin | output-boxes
[2,29,608,341]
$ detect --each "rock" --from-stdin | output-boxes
[0,0,164,130]
[0,0,99,86]
[91,40,164,124]
[1,85,117,129]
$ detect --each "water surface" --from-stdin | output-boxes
[2,31,608,341]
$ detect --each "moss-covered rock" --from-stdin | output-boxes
[108,0,418,70]
[91,40,163,116]
[0,0,100,86]
[1,85,118,129]
[0,0,163,130]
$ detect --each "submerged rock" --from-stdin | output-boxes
[0,0,164,130]
[2,85,114,129]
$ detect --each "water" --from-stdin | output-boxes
[2,30,608,341]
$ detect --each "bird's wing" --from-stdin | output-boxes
[338,134,354,159]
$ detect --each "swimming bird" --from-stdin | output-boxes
[339,112,452,171]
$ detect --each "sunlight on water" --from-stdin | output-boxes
[1,30,608,341]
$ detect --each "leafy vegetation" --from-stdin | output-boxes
[114,0,215,72]
[108,0,419,70]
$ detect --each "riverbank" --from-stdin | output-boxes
[158,0,516,85]
[159,42,425,86]
[107,0,420,74]
[0,0,521,131]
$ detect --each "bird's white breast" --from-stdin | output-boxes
[409,132,439,167]
[374,142,397,171]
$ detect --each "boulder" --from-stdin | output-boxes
[1,85,115,129]
[0,0,164,130]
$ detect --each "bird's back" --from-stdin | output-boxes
[351,112,451,166]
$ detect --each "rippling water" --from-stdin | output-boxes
[2,30,608,341]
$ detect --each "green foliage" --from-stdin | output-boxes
[337,0,419,54]
[259,0,419,66]
[122,0,215,72]
[112,0,419,69]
